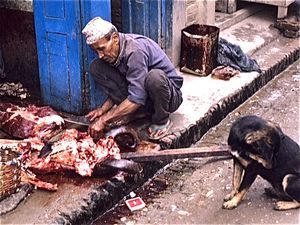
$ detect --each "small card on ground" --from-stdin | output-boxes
[125,197,146,211]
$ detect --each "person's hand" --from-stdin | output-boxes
[88,117,106,139]
[86,108,104,121]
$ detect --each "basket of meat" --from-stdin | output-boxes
[0,146,22,201]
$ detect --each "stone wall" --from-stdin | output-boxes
[0,0,40,97]
[0,0,33,12]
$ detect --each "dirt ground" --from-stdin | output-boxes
[93,60,300,224]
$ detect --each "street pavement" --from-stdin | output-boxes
[93,59,300,225]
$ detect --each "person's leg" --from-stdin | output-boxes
[89,58,128,105]
[145,69,183,139]
[90,58,150,125]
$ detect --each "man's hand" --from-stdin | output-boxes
[86,108,104,121]
[86,98,114,121]
[87,98,141,139]
[88,117,106,139]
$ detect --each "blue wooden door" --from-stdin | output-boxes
[34,0,111,114]
[80,0,111,112]
[122,0,160,43]
[34,0,84,114]
[122,0,173,54]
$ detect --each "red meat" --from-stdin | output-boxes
[24,129,121,177]
[0,103,64,142]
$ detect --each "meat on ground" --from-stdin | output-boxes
[24,129,121,177]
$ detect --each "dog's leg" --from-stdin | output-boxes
[265,187,292,200]
[276,200,300,210]
[275,174,300,210]
[223,188,249,209]
[223,165,257,209]
[224,158,244,201]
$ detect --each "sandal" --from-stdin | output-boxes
[149,120,173,140]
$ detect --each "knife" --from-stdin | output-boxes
[64,116,91,126]
[38,130,65,158]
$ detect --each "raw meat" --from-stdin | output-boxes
[0,139,57,191]
[211,66,240,81]
[24,129,121,177]
[0,138,45,154]
[21,168,58,191]
[0,103,64,142]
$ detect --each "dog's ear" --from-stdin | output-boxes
[245,130,264,145]
[256,139,274,163]
[246,131,274,163]
[275,125,285,139]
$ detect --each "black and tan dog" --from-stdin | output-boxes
[223,115,300,210]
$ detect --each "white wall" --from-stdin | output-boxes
[186,0,215,26]
[171,0,216,67]
[170,0,186,67]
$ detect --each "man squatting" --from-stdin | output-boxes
[82,17,183,140]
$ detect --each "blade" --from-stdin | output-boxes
[64,116,91,126]
[38,142,53,158]
[121,146,231,162]
[38,131,65,158]
[99,158,143,174]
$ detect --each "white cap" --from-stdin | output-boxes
[82,17,113,45]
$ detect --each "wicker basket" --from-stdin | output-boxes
[0,147,22,201]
